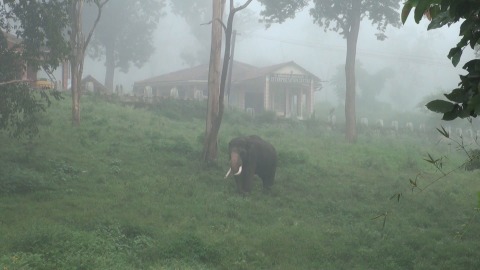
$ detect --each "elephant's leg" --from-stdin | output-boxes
[261,177,272,191]
[234,176,244,193]
[243,176,253,193]
[260,169,276,191]
[242,167,255,193]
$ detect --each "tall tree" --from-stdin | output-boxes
[0,1,68,138]
[258,0,401,142]
[170,0,211,66]
[170,0,260,66]
[85,0,164,93]
[203,0,253,162]
[69,0,109,126]
[332,63,394,110]
[402,0,480,121]
[203,0,225,162]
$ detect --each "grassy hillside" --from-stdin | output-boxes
[0,95,479,269]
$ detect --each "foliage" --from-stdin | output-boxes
[0,84,63,139]
[149,99,207,121]
[331,62,394,106]
[0,165,47,195]
[169,0,211,66]
[465,149,480,171]
[0,1,66,138]
[85,0,164,89]
[170,0,261,66]
[258,0,401,38]
[1,97,480,269]
[1,0,70,69]
[254,110,277,124]
[257,0,401,142]
[402,0,480,121]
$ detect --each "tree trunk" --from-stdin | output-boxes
[69,0,108,126]
[344,1,361,143]
[203,0,225,162]
[104,38,115,94]
[71,59,81,126]
[202,0,252,162]
[70,0,84,127]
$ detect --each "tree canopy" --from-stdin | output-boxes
[86,0,164,92]
[402,0,480,121]
[332,63,394,108]
[258,0,401,142]
[0,1,68,138]
[170,0,260,66]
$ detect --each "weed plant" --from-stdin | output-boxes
[0,96,479,269]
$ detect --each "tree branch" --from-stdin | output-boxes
[0,80,32,86]
[232,0,253,14]
[201,18,227,33]
[83,0,110,56]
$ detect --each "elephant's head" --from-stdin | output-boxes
[224,137,247,178]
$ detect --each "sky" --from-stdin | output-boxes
[80,1,474,112]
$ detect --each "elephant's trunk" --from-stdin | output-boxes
[225,151,243,178]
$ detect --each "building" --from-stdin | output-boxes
[133,61,321,119]
[2,31,38,84]
[80,75,108,95]
[2,30,69,90]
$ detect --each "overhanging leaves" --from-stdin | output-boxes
[414,0,432,23]
[444,88,468,103]
[468,95,480,115]
[427,11,452,30]
[425,99,455,113]
[448,47,463,67]
[401,1,415,24]
[402,0,480,121]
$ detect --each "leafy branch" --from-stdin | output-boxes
[375,125,480,235]
[455,208,480,240]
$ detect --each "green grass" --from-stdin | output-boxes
[0,95,479,269]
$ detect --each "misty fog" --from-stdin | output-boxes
[81,2,472,113]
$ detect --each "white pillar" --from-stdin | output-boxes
[264,76,270,111]
[307,79,314,117]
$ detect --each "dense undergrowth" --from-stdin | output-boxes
[0,95,479,269]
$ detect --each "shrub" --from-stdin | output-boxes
[254,110,277,125]
[277,149,309,166]
[0,166,47,194]
[50,160,82,182]
[163,233,221,265]
[0,252,44,270]
[161,136,195,155]
[465,149,480,171]
[150,100,206,121]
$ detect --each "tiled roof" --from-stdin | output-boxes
[135,61,257,85]
[134,60,320,86]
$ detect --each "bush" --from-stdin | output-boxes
[0,166,47,194]
[465,149,480,171]
[254,111,277,125]
[0,252,44,270]
[50,160,82,182]
[162,233,221,265]
[277,149,309,166]
[150,99,206,121]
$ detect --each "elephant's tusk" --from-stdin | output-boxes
[224,168,232,179]
[234,166,242,176]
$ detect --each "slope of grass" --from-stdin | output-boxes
[0,95,479,269]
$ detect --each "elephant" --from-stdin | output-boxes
[224,135,277,194]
